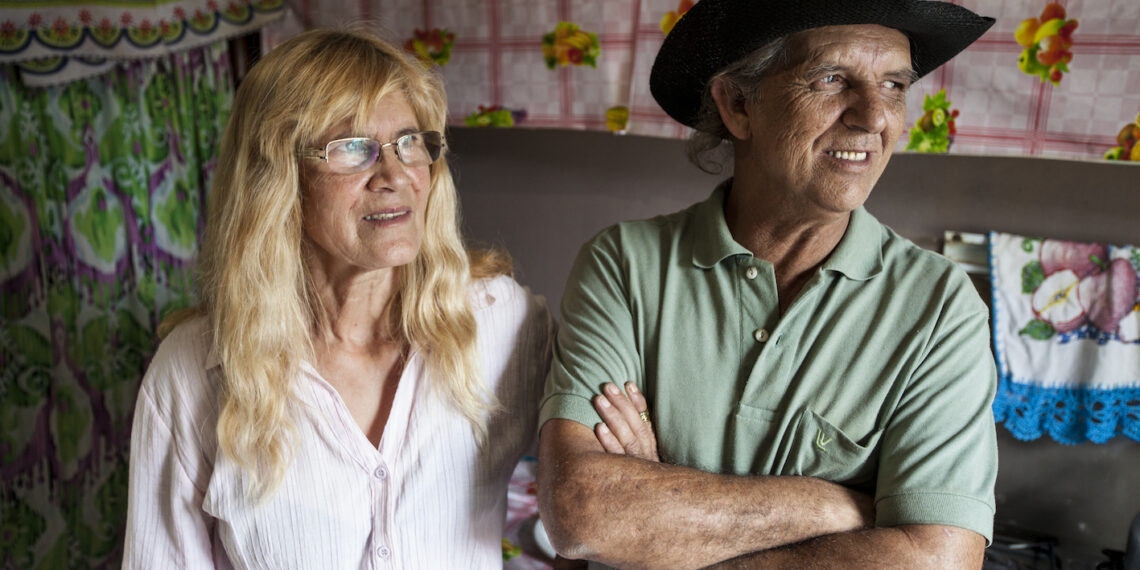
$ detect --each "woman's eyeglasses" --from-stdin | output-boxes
[301,131,443,173]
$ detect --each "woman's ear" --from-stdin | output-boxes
[710,76,751,141]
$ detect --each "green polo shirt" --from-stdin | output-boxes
[540,183,997,543]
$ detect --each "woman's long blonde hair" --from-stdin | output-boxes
[180,28,506,499]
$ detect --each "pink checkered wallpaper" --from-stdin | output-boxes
[267,0,1140,160]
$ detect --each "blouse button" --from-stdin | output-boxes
[377,545,391,560]
[745,266,759,279]
[753,328,770,343]
[374,466,388,480]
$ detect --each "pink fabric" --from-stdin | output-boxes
[124,275,554,569]
[265,0,1140,160]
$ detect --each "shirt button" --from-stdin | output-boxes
[745,266,758,279]
[374,466,388,480]
[753,328,770,343]
[377,545,391,560]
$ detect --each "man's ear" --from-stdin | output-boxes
[710,76,751,141]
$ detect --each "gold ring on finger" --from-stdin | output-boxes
[638,410,650,423]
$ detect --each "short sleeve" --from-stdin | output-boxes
[539,228,643,430]
[874,284,998,544]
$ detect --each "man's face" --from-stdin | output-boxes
[736,24,913,219]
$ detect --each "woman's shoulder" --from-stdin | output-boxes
[153,314,213,368]
[140,315,220,414]
[469,274,533,312]
[468,274,555,336]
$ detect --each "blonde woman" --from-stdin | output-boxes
[123,28,553,568]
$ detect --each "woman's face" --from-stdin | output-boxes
[300,92,432,279]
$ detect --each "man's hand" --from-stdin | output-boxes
[592,382,660,462]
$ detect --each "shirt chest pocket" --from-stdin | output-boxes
[788,409,881,489]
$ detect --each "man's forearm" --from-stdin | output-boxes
[705,524,986,570]
[537,419,873,570]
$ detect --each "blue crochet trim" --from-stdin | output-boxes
[1054,325,1135,345]
[992,375,1140,444]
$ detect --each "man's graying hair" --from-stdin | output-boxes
[686,36,790,174]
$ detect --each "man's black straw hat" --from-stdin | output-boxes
[650,0,995,128]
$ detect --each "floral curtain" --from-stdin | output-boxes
[0,42,232,568]
[267,0,1140,162]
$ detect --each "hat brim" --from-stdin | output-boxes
[650,0,996,128]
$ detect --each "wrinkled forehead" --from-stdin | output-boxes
[784,24,914,74]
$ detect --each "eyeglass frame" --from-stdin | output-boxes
[299,130,444,173]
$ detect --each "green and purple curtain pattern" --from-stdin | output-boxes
[0,41,231,569]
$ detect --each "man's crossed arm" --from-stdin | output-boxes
[536,384,986,570]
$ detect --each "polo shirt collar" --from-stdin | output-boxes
[821,206,883,281]
[692,181,751,268]
[690,179,883,281]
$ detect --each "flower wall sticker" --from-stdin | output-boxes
[1017,238,1139,343]
[542,22,599,69]
[905,89,958,153]
[1105,112,1140,161]
[660,0,694,34]
[606,106,630,133]
[1015,2,1078,85]
[464,105,525,127]
[404,28,455,66]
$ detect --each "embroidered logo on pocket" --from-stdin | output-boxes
[814,429,833,452]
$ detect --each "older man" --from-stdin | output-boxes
[537,0,997,568]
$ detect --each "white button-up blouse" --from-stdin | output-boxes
[123,276,554,569]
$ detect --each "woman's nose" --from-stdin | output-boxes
[365,146,411,191]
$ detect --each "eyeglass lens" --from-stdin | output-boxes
[323,132,442,173]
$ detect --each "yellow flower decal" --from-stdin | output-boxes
[464,105,521,127]
[660,0,694,35]
[606,106,630,133]
[1105,112,1140,161]
[542,22,599,69]
[905,90,958,153]
[1014,2,1078,85]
